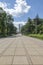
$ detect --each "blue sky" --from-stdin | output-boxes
[0,0,43,27]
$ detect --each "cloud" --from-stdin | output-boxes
[0,2,7,9]
[0,2,7,13]
[14,21,27,32]
[0,0,31,16]
[14,21,27,28]
[13,0,31,15]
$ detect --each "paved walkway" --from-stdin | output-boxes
[0,35,43,65]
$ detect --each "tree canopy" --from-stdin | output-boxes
[0,7,17,37]
[21,15,43,34]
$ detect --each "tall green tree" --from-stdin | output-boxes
[6,14,14,35]
[0,8,7,36]
[21,15,43,34]
[0,7,17,37]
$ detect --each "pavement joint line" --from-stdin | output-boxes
[1,55,26,56]
[0,38,10,47]
[0,38,11,46]
[0,35,43,65]
[33,64,43,65]
[0,64,43,65]
[20,38,31,65]
[29,45,43,56]
[11,38,18,65]
[0,39,16,57]
[29,55,43,56]
[22,38,33,65]
[11,47,16,65]
[0,38,12,43]
[13,64,29,65]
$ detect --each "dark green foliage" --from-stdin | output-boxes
[21,15,43,34]
[0,7,17,37]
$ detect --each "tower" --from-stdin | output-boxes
[19,24,23,33]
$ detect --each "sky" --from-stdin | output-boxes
[0,0,43,28]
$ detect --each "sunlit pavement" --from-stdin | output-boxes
[0,35,43,65]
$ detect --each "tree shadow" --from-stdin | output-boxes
[0,34,22,39]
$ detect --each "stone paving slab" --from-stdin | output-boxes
[13,56,29,64]
[30,56,43,65]
[27,48,39,55]
[0,56,13,65]
[0,35,43,65]
[3,49,15,56]
[15,48,26,56]
[13,64,29,65]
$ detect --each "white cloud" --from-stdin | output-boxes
[0,2,7,13]
[14,21,27,28]
[14,0,31,15]
[14,21,27,32]
[0,0,31,16]
[0,2,7,9]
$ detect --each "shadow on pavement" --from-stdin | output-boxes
[0,34,22,39]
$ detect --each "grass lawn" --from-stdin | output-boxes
[28,34,43,40]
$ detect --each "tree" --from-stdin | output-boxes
[0,7,17,37]
[8,22,17,35]
[21,15,43,35]
[6,14,14,35]
[0,8,7,36]
[34,14,43,34]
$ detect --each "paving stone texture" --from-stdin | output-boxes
[0,34,43,65]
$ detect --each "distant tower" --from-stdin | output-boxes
[19,24,23,33]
